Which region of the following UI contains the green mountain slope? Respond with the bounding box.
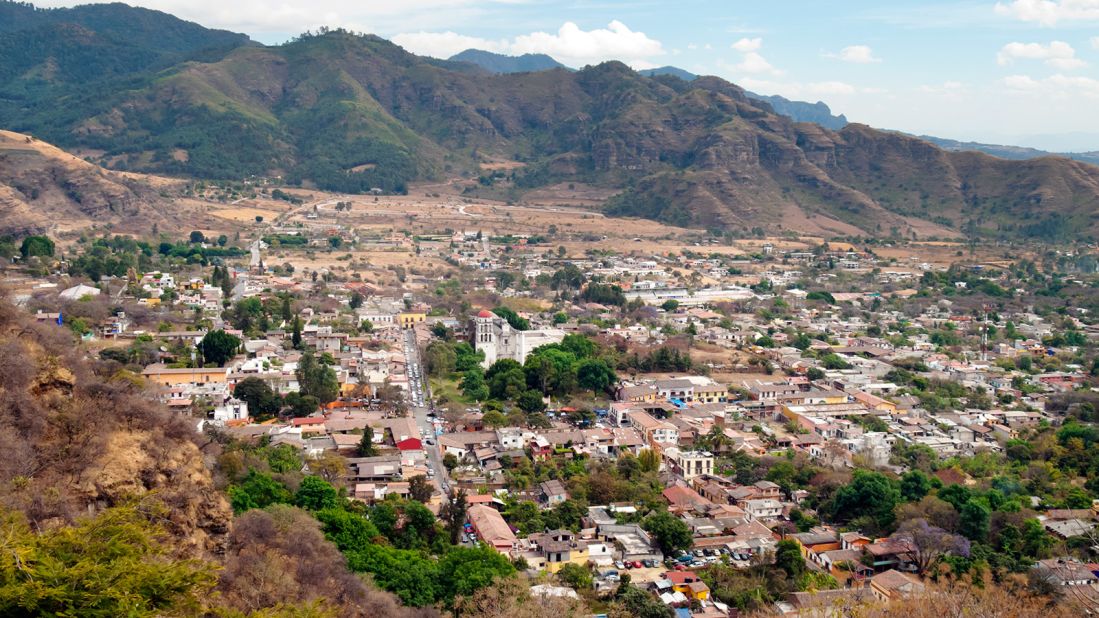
[449,49,566,73]
[4,22,1099,240]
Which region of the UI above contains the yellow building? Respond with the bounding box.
[398,312,426,329]
[530,530,589,573]
[665,572,710,601]
[141,364,228,387]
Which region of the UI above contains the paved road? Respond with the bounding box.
[404,328,450,496]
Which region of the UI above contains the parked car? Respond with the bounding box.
[614,561,626,570]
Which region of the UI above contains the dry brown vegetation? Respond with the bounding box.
[217,505,436,618]
[0,294,231,555]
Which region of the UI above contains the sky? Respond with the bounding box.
[38,0,1099,151]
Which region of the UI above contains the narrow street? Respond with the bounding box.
[404,328,450,496]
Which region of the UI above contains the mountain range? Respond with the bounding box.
[472,56,1096,165]
[448,49,565,74]
[1,2,1098,241]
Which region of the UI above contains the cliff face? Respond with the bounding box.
[0,299,231,556]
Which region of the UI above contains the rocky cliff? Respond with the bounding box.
[0,297,231,556]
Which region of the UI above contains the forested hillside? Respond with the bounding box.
[2,10,1099,240]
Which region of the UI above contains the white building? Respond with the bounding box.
[671,449,714,480]
[472,310,565,368]
[59,284,100,301]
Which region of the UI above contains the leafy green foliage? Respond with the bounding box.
[491,306,529,330]
[296,350,339,404]
[199,329,240,366]
[19,234,54,258]
[295,476,340,511]
[641,510,693,555]
[825,469,900,535]
[228,470,293,514]
[0,505,214,617]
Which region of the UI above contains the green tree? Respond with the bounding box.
[19,235,55,258]
[0,506,214,617]
[482,409,508,428]
[556,563,593,590]
[774,539,805,580]
[228,470,293,513]
[576,358,615,395]
[487,360,527,400]
[460,367,489,401]
[199,329,241,366]
[517,390,546,413]
[425,341,458,377]
[295,476,340,511]
[291,314,303,349]
[441,490,469,545]
[638,448,660,473]
[282,391,319,417]
[642,511,693,555]
[437,545,516,602]
[900,470,933,502]
[233,377,281,420]
[616,585,674,618]
[409,475,433,503]
[357,426,376,457]
[958,499,990,542]
[296,351,340,404]
[828,470,900,534]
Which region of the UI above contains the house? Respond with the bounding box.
[618,384,659,403]
[395,437,423,452]
[869,569,925,601]
[663,484,713,513]
[59,284,100,301]
[539,479,569,507]
[529,529,589,573]
[1033,558,1099,587]
[468,504,518,552]
[142,364,228,387]
[662,571,710,601]
[742,499,782,521]
[671,449,714,480]
[630,410,679,446]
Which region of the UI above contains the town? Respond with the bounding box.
[4,187,1099,617]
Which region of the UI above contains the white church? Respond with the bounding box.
[472,310,565,368]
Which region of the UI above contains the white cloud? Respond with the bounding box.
[828,45,882,64]
[35,0,512,41]
[508,21,664,67]
[735,52,777,74]
[728,38,781,76]
[731,37,762,53]
[1092,36,1099,48]
[1003,73,1099,97]
[391,31,506,59]
[997,41,1086,70]
[394,20,666,68]
[994,0,1099,26]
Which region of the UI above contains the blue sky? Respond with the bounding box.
[43,0,1099,150]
